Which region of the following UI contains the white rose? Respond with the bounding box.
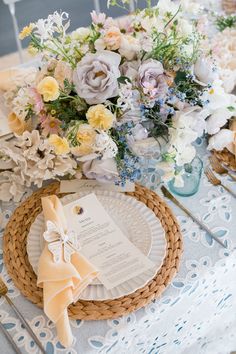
[95,132,118,159]
[82,158,119,183]
[187,107,208,136]
[71,27,90,41]
[175,145,196,166]
[220,68,236,93]
[194,57,218,85]
[206,107,233,135]
[119,35,140,60]
[207,129,234,151]
[202,80,232,110]
[94,37,106,51]
[130,123,148,141]
[120,60,140,81]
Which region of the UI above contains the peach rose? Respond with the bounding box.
[54,61,73,89]
[103,26,122,51]
[8,112,29,135]
[76,124,96,145]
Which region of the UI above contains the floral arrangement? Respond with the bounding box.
[1,0,236,202]
[194,9,236,155]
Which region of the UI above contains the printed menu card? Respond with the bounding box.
[63,193,155,290]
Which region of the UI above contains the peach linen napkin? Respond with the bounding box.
[37,195,98,347]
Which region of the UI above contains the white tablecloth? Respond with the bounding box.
[0,140,236,354]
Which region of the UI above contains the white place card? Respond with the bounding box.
[60,179,135,193]
[63,193,155,290]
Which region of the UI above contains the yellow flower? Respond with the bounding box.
[48,134,70,155]
[37,76,60,102]
[76,124,96,145]
[86,104,115,130]
[8,112,29,135]
[19,23,34,40]
[27,45,38,56]
[71,144,93,157]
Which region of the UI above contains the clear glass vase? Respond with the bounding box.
[168,156,203,197]
[136,139,163,190]
[139,155,162,190]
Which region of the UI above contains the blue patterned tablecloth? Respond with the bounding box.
[0,140,236,354]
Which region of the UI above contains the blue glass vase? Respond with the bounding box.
[168,156,203,197]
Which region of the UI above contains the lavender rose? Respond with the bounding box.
[138,59,168,99]
[82,158,119,183]
[73,50,121,104]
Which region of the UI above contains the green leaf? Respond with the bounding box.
[227,106,235,112]
[117,76,131,84]
[174,71,187,84]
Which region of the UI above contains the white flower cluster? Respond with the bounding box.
[0,131,77,202]
[34,11,70,43]
[7,2,235,190]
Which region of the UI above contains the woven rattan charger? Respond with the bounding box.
[3,182,183,320]
[213,149,236,171]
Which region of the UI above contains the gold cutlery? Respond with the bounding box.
[0,320,22,354]
[161,186,227,249]
[0,278,47,354]
[210,155,236,182]
[205,167,236,198]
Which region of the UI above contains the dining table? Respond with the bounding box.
[0,136,236,354]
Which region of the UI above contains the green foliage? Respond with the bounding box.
[216,15,236,32]
[88,25,101,52]
[117,76,132,84]
[66,120,87,147]
[148,24,200,70]
[174,71,204,106]
[107,0,131,11]
[45,92,87,127]
[111,127,128,161]
[228,106,236,112]
[143,104,170,140]
[162,151,176,163]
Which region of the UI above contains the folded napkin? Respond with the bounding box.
[37,195,98,347]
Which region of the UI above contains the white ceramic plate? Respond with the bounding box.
[27,189,166,300]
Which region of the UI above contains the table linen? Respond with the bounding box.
[0,142,236,354]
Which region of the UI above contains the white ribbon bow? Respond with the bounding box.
[43,221,80,263]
